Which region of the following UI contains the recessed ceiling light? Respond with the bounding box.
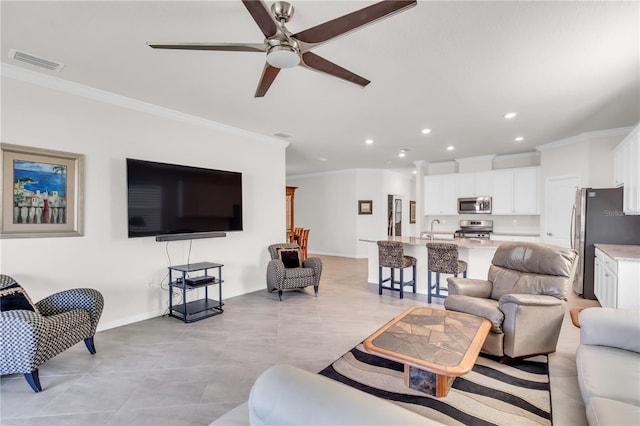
[365,139,374,145]
[398,148,410,158]
[514,137,524,142]
[504,112,518,119]
[446,146,455,151]
[413,170,417,174]
[317,157,328,162]
[421,128,431,135]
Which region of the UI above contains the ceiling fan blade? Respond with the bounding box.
[147,42,267,52]
[242,0,278,38]
[255,63,281,97]
[293,0,416,46]
[301,52,370,87]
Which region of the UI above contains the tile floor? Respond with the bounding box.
[1,255,599,425]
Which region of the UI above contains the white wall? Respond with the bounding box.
[0,72,286,331]
[288,169,413,258]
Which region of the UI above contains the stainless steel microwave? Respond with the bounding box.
[457,197,492,214]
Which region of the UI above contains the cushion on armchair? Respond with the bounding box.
[0,276,39,314]
[278,248,302,268]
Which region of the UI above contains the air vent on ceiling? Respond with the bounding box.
[273,132,292,139]
[8,48,64,72]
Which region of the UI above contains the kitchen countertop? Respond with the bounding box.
[594,244,640,262]
[492,231,540,237]
[360,236,503,249]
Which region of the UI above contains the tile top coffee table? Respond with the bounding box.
[363,306,491,397]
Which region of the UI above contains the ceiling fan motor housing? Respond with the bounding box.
[271,1,294,23]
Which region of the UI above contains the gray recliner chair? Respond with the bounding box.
[267,243,322,301]
[444,242,578,360]
[0,274,104,392]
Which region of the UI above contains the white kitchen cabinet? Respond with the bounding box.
[594,253,617,309]
[491,167,539,215]
[594,247,640,310]
[614,125,640,214]
[458,172,493,197]
[613,142,624,187]
[424,174,459,215]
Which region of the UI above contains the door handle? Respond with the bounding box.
[546,232,553,236]
[570,205,576,249]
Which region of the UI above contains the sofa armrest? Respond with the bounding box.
[580,307,640,353]
[249,365,443,425]
[36,288,104,335]
[446,277,492,298]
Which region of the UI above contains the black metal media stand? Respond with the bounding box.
[168,262,224,323]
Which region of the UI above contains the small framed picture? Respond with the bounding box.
[358,200,372,215]
[410,200,416,224]
[1,143,84,238]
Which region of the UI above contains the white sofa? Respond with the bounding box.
[211,364,443,425]
[576,308,640,425]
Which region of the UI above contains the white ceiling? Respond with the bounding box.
[2,1,639,176]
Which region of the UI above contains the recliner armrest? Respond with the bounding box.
[499,293,564,308]
[446,277,492,298]
[579,307,640,353]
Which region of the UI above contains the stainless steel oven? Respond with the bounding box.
[457,196,492,214]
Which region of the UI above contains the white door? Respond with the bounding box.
[545,176,580,247]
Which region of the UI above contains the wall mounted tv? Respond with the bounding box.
[126,158,243,238]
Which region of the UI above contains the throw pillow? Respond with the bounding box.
[278,248,301,268]
[0,275,39,313]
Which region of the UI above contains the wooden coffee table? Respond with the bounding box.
[363,306,491,397]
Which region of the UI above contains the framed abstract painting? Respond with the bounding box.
[1,143,84,238]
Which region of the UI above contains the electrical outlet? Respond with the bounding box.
[512,219,518,225]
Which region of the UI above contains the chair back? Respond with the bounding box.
[298,229,310,260]
[488,242,578,301]
[268,243,301,261]
[377,241,406,268]
[426,243,460,274]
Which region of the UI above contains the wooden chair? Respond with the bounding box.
[298,229,310,260]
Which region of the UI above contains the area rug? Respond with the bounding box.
[319,343,551,426]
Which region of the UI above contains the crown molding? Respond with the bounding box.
[536,126,634,151]
[1,63,287,148]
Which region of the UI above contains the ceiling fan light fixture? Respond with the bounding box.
[266,45,299,69]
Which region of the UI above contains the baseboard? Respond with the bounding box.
[96,309,165,332]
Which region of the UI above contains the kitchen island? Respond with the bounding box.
[360,236,503,298]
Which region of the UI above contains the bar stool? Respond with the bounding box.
[377,241,417,299]
[426,243,467,304]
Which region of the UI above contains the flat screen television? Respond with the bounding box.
[126,158,243,238]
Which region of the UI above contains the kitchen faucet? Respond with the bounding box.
[430,219,440,241]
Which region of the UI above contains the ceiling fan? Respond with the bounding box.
[147,0,417,97]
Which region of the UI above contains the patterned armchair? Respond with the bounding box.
[0,275,104,392]
[267,243,322,301]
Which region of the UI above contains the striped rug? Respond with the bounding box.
[319,343,551,426]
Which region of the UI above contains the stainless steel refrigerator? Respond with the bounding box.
[572,187,640,299]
